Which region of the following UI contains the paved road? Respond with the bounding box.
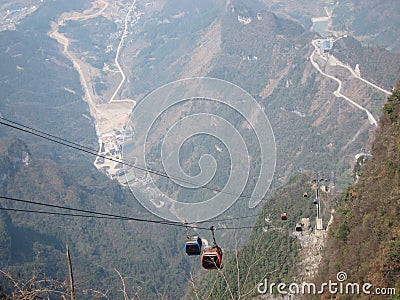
[110,0,138,104]
[310,40,379,127]
[329,55,392,96]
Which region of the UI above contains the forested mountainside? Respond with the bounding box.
[186,174,332,299]
[190,83,400,300]
[0,137,195,299]
[0,0,399,298]
[315,83,400,299]
[331,36,400,89]
[207,0,400,190]
[331,0,400,52]
[0,1,194,297]
[50,0,400,190]
[259,0,400,52]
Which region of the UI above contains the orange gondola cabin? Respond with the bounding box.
[280,213,288,220]
[201,245,223,269]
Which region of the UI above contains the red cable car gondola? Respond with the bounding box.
[201,226,223,270]
[280,213,287,220]
[201,245,223,269]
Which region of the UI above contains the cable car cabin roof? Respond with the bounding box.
[280,213,287,220]
[185,236,202,256]
[201,246,223,269]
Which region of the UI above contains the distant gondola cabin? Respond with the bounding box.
[280,213,287,220]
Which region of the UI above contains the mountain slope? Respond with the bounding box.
[188,173,333,299]
[0,0,399,298]
[189,84,400,299]
[0,137,195,299]
[316,83,400,299]
[331,0,400,52]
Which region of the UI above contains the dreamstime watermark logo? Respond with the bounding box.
[257,271,397,296]
[122,77,276,222]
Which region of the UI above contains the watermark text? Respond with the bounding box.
[257,272,396,296]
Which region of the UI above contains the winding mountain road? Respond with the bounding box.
[309,39,392,127]
[328,54,392,96]
[109,0,137,104]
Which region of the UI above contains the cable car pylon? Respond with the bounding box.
[313,173,325,230]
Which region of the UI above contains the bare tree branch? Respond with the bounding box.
[216,267,235,300]
[90,288,111,300]
[115,268,129,300]
[188,271,201,300]
[233,228,241,299]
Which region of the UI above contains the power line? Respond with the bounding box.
[0,206,266,230]
[0,207,123,220]
[0,116,257,201]
[0,195,265,231]
[0,116,269,227]
[0,195,189,228]
[200,213,260,223]
[0,117,97,153]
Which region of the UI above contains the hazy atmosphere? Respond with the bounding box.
[0,0,399,299]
